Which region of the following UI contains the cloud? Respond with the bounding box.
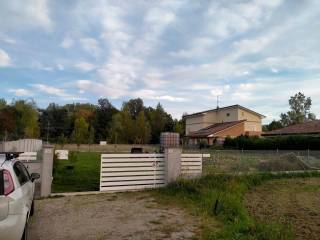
[9,88,32,97]
[170,37,216,58]
[74,62,95,72]
[0,49,10,67]
[0,34,16,44]
[32,84,85,100]
[205,0,283,38]
[156,95,187,102]
[80,38,101,57]
[60,37,74,49]
[32,84,67,97]
[143,70,169,88]
[132,89,188,102]
[75,80,92,94]
[0,0,52,30]
[211,85,231,97]
[1,0,320,121]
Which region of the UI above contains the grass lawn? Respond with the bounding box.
[51,151,320,239]
[153,171,320,240]
[52,152,100,193]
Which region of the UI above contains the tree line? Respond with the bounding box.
[263,92,316,132]
[0,98,185,144]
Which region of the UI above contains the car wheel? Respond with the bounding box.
[21,220,29,240]
[30,201,34,217]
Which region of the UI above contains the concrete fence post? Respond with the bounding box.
[164,148,182,184]
[40,144,54,197]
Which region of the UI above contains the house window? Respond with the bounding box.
[226,113,230,117]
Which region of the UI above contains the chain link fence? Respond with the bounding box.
[184,149,320,174]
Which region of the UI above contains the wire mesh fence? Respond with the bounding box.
[184,149,320,174]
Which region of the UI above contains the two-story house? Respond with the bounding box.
[185,105,265,145]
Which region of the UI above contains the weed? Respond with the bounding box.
[153,172,320,239]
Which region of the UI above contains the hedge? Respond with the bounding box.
[223,135,320,150]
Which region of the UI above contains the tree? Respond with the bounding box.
[0,99,6,110]
[0,106,17,141]
[123,98,144,119]
[147,103,168,143]
[71,117,89,146]
[93,98,118,141]
[262,120,283,132]
[110,109,135,144]
[39,103,69,142]
[110,113,123,144]
[280,92,316,126]
[57,134,67,148]
[134,111,151,144]
[13,100,40,138]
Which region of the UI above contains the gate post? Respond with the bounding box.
[40,144,54,197]
[164,148,182,184]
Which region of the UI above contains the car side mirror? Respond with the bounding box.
[30,173,40,182]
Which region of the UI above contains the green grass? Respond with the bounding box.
[52,151,100,193]
[51,151,320,239]
[153,171,320,240]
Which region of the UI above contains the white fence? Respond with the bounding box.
[18,152,37,161]
[1,139,42,152]
[100,152,205,192]
[181,154,202,176]
[100,154,165,192]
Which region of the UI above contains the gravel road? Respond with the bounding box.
[29,192,198,240]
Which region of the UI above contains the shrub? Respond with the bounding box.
[224,135,320,150]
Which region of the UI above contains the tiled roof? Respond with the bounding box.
[187,120,245,138]
[263,120,320,136]
[184,104,265,118]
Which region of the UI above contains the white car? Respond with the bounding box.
[0,153,40,240]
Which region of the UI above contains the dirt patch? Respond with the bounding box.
[245,178,320,240]
[29,192,199,240]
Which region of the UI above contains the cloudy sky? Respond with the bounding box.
[0,0,319,122]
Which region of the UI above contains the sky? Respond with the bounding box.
[0,0,319,123]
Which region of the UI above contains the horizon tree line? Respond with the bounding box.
[0,98,185,144]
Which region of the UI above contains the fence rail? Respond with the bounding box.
[18,152,37,161]
[100,154,165,192]
[181,154,202,176]
[188,149,320,174]
[100,153,205,192]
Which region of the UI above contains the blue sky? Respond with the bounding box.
[0,0,319,123]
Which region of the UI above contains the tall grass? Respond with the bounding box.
[154,171,320,239]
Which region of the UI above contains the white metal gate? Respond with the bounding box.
[181,154,202,176]
[100,154,165,192]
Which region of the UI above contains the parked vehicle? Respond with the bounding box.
[0,153,40,240]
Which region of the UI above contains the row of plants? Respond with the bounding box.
[223,135,320,150]
[154,171,320,239]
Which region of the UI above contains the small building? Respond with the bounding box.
[184,105,265,145]
[263,120,320,136]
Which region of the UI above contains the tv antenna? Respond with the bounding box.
[216,95,221,109]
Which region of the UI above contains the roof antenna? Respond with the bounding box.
[216,95,221,109]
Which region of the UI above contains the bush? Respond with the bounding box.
[224,135,320,150]
[155,173,314,239]
[199,139,209,149]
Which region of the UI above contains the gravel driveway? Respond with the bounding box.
[29,192,199,240]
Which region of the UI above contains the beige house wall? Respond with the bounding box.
[238,109,262,132]
[185,106,263,137]
[186,114,215,135]
[216,108,238,123]
[244,121,262,132]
